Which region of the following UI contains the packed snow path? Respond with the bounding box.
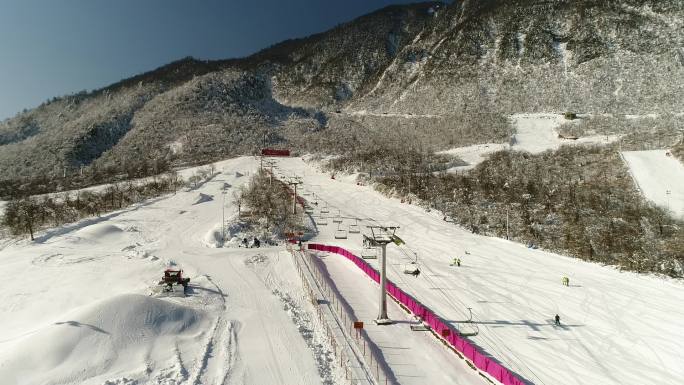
[277,156,684,385]
[0,157,329,385]
[621,150,684,220]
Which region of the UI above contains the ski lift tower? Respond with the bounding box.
[365,226,400,325]
[287,177,302,215]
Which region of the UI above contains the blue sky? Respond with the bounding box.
[0,0,424,120]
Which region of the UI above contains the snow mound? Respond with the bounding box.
[203,224,224,248]
[66,223,126,245]
[193,193,214,205]
[75,223,124,238]
[0,294,206,385]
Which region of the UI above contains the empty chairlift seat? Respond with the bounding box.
[410,319,431,331]
[361,247,377,259]
[457,322,480,337]
[334,229,348,239]
[316,216,328,225]
[349,218,361,234]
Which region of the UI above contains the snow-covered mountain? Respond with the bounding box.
[0,0,682,195]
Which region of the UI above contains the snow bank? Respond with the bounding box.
[0,294,206,385]
[203,223,225,248]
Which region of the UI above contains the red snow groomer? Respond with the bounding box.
[158,269,190,295]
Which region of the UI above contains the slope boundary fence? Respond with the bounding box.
[288,243,391,385]
[307,243,528,385]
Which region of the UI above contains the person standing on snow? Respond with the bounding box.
[554,314,561,326]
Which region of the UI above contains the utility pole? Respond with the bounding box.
[506,206,510,240]
[366,226,400,325]
[503,182,510,240]
[222,192,226,243]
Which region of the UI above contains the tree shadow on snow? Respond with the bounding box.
[32,196,167,244]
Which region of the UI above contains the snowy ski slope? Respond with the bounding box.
[2,154,683,385]
[278,156,684,385]
[0,157,329,385]
[622,150,684,220]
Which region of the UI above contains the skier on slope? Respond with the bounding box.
[554,314,561,326]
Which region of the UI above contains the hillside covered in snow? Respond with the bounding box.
[1,0,682,198]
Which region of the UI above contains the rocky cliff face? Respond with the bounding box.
[0,0,681,193]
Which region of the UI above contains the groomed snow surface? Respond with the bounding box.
[622,150,684,220]
[277,156,684,385]
[2,154,684,385]
[0,158,332,385]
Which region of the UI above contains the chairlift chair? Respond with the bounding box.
[334,223,347,239]
[333,215,343,224]
[457,308,479,337]
[360,246,377,259]
[402,262,420,275]
[348,219,360,234]
[321,206,330,214]
[403,252,421,275]
[316,216,328,226]
[458,323,480,337]
[410,316,431,331]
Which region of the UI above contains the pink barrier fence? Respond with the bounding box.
[307,243,527,385]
